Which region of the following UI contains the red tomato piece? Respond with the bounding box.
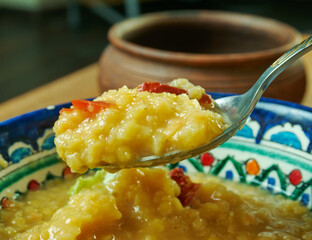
[169,168,200,206]
[63,166,76,178]
[198,93,212,104]
[72,100,113,114]
[60,100,114,116]
[59,107,74,115]
[138,82,212,106]
[137,82,188,95]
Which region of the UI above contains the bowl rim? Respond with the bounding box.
[1,95,312,210]
[108,10,303,65]
[1,95,312,127]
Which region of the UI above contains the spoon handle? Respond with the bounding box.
[247,35,312,105]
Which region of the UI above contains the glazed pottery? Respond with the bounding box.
[0,94,312,209]
[99,10,306,103]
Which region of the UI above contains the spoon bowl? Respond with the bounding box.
[101,36,312,171]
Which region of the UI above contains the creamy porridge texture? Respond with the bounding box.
[53,79,228,173]
[1,80,311,240]
[1,168,311,240]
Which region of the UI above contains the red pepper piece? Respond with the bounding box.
[198,93,212,104]
[72,100,113,114]
[63,166,76,178]
[60,100,114,116]
[138,82,212,105]
[169,168,200,206]
[137,82,188,95]
[59,107,74,115]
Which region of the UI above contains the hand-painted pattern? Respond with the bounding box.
[0,95,311,210]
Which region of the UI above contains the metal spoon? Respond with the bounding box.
[103,36,312,170]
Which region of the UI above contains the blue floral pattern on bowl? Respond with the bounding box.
[0,94,312,210]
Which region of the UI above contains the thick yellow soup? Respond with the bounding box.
[1,168,311,239]
[2,79,310,240]
[53,79,228,173]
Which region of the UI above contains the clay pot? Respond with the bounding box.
[99,10,306,102]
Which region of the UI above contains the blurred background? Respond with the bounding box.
[0,0,311,103]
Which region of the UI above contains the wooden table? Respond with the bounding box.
[0,63,101,122]
[1,49,312,122]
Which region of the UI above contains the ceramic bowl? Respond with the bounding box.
[99,10,306,103]
[0,94,312,210]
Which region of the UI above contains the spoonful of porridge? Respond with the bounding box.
[54,36,312,173]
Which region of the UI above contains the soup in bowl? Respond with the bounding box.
[0,84,312,239]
